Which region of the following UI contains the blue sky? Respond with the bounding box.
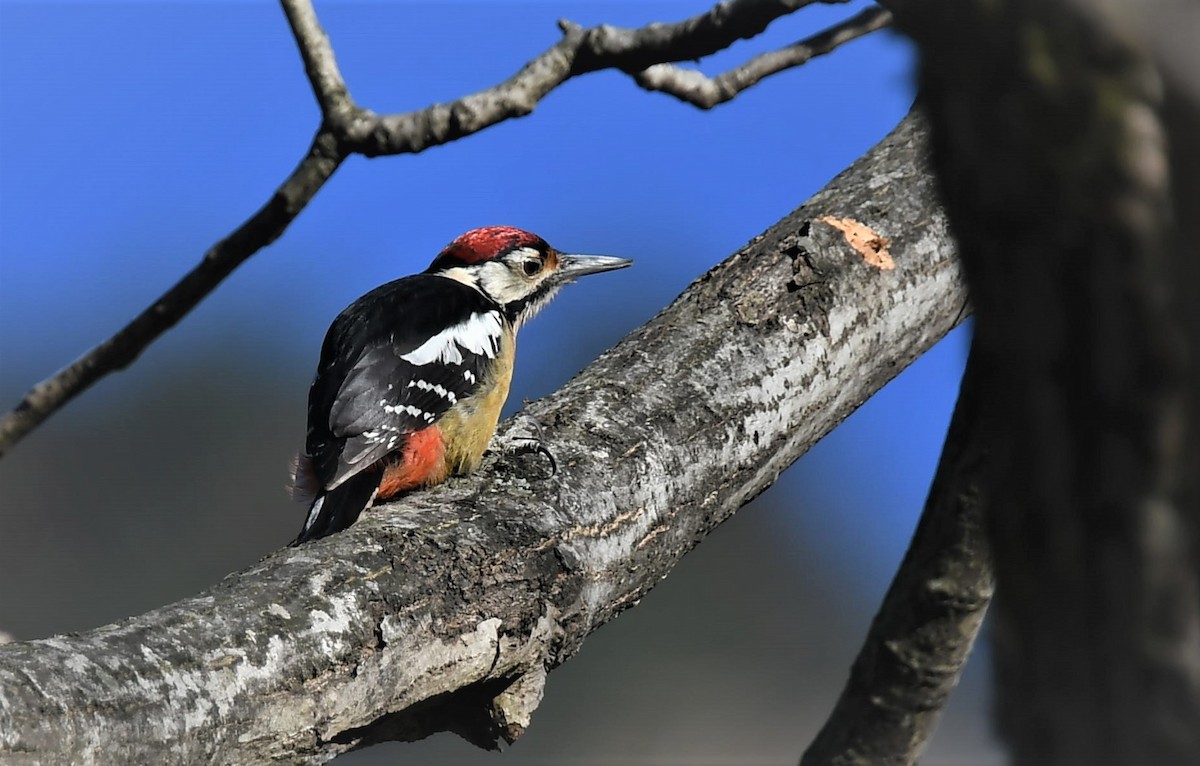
[0,3,993,762]
[0,0,965,613]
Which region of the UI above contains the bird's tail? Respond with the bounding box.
[290,466,382,545]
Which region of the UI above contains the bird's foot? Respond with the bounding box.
[492,416,557,478]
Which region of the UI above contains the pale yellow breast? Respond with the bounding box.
[438,331,515,475]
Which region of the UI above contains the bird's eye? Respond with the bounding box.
[522,260,542,277]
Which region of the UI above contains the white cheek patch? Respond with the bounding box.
[400,310,503,366]
[478,259,546,305]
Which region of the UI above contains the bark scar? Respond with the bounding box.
[818,215,893,270]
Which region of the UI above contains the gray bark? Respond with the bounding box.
[0,112,964,765]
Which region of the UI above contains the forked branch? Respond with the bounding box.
[635,6,893,108]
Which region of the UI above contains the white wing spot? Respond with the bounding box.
[400,311,502,366]
[382,403,429,420]
[303,496,325,531]
[408,379,458,404]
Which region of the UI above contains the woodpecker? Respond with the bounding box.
[289,226,631,544]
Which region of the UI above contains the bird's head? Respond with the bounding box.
[426,226,632,327]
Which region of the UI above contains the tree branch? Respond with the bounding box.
[567,0,847,73]
[0,0,888,457]
[635,6,893,109]
[0,130,346,457]
[0,112,964,765]
[801,350,993,766]
[279,0,354,120]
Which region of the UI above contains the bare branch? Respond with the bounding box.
[353,31,584,157]
[0,112,965,765]
[567,0,844,73]
[802,350,993,766]
[346,0,856,155]
[0,131,345,458]
[636,6,893,109]
[280,0,354,119]
[0,0,886,457]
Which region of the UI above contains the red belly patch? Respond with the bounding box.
[377,427,447,499]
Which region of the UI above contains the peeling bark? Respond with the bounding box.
[0,112,964,765]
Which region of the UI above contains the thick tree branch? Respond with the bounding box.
[0,112,963,765]
[801,351,993,766]
[0,0,890,458]
[635,7,893,109]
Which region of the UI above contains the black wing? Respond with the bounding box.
[304,274,505,491]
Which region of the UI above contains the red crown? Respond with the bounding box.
[437,226,547,266]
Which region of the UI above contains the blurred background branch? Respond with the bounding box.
[802,350,993,766]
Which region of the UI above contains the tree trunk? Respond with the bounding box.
[896,1,1200,763]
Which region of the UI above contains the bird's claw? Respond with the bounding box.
[494,415,557,477]
[505,435,558,477]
